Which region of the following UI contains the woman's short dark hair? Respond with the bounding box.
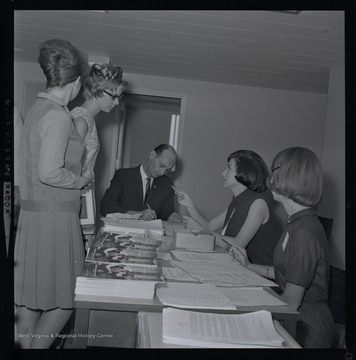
[267,147,323,207]
[38,39,86,88]
[228,150,269,193]
[83,63,124,99]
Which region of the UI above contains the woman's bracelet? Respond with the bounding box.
[266,265,270,279]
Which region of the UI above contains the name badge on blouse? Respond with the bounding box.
[282,232,289,252]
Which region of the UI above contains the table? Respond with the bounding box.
[73,222,300,348]
[73,285,299,348]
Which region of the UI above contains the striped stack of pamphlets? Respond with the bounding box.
[75,226,165,301]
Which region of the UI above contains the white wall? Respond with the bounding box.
[318,63,345,270]
[14,62,44,117]
[15,61,345,269]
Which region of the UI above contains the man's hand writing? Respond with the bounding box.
[139,209,157,221]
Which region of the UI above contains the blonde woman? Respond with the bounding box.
[231,147,334,348]
[71,63,125,177]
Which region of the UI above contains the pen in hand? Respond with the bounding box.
[219,237,232,251]
[145,203,157,220]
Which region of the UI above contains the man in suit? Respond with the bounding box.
[100,144,182,222]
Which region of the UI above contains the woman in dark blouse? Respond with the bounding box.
[176,149,282,265]
[231,147,334,348]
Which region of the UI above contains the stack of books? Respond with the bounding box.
[75,228,165,300]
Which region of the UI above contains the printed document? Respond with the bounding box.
[162,308,284,347]
[220,287,286,306]
[171,260,278,287]
[171,250,231,263]
[156,282,236,309]
[161,267,198,282]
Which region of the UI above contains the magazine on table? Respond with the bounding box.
[86,246,158,266]
[96,230,162,250]
[82,262,163,281]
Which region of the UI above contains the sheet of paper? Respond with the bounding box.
[156,282,236,309]
[171,250,231,263]
[162,267,201,282]
[170,261,278,287]
[220,287,286,306]
[158,253,173,261]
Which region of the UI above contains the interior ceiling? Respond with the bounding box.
[14,10,344,94]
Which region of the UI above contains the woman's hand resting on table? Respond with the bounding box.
[229,245,250,268]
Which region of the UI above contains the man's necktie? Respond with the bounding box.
[144,178,151,203]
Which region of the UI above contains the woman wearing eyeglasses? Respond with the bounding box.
[71,63,125,178]
[230,147,334,348]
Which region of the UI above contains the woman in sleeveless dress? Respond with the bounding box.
[176,150,282,266]
[14,39,93,348]
[71,63,125,178]
[71,63,125,246]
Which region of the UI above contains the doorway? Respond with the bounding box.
[116,93,181,169]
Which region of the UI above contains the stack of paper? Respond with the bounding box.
[76,265,163,300]
[101,217,164,235]
[76,263,164,300]
[156,282,286,309]
[170,254,278,287]
[105,212,141,220]
[162,308,285,348]
[75,222,165,301]
[156,282,236,309]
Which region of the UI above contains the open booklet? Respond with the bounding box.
[162,308,285,348]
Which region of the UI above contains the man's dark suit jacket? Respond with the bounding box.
[100,165,175,221]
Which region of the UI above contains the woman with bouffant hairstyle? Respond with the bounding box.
[71,63,125,177]
[14,39,93,348]
[231,147,334,348]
